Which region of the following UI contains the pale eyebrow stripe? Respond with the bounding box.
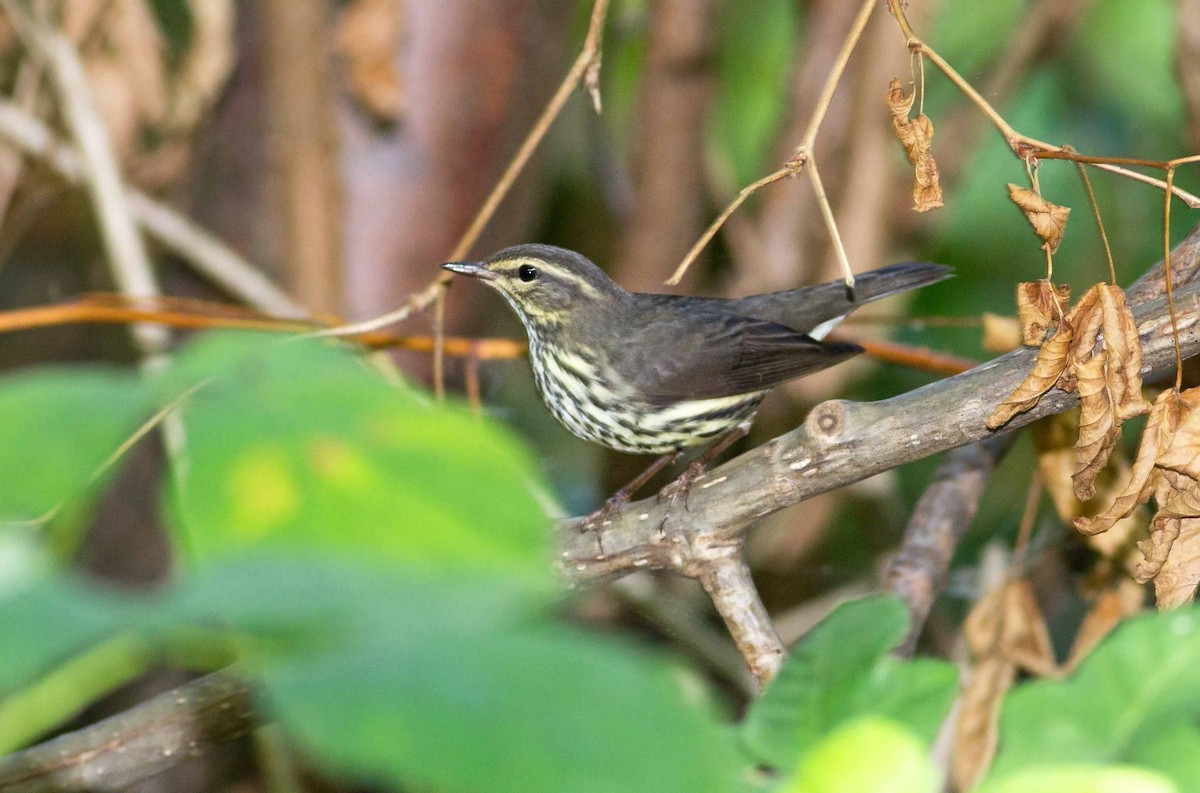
[493,257,600,297]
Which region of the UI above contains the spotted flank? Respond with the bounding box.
[529,341,765,454]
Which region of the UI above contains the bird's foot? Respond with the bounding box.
[580,490,631,533]
[655,459,708,536]
[578,490,636,557]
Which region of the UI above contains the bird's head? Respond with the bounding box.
[442,244,623,332]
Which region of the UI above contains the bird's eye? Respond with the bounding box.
[518,264,539,283]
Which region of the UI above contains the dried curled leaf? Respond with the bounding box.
[1016,280,1070,346]
[1152,388,1200,480]
[1151,513,1200,608]
[1007,183,1071,253]
[1062,582,1143,671]
[986,324,1072,429]
[1096,286,1150,419]
[1034,413,1086,522]
[1074,388,1183,535]
[336,0,406,122]
[1136,469,1200,581]
[1073,354,1126,501]
[886,79,943,212]
[955,578,1057,790]
[990,283,1148,503]
[953,656,1014,793]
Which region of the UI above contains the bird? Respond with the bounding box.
[443,244,951,516]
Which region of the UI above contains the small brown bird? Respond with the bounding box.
[444,244,950,510]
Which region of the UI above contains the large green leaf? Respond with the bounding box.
[169,556,745,793]
[161,333,554,580]
[2,555,747,792]
[988,607,1200,791]
[741,595,957,770]
[0,369,146,526]
[262,625,744,793]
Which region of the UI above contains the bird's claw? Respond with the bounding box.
[579,490,635,556]
[654,460,707,536]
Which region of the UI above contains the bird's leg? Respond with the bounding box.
[581,450,682,532]
[660,421,752,515]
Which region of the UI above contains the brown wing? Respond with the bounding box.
[610,309,862,406]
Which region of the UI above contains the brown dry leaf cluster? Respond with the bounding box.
[335,0,406,122]
[1016,279,1070,346]
[886,78,943,212]
[987,282,1149,500]
[953,577,1139,790]
[1074,388,1200,607]
[1007,184,1071,254]
[13,0,234,188]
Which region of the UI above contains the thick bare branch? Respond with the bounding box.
[694,546,784,686]
[885,434,1016,657]
[0,675,253,792]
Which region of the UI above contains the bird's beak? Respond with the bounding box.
[441,261,498,281]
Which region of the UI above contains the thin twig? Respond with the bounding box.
[1166,166,1183,389]
[666,165,796,286]
[1074,160,1116,283]
[665,0,878,286]
[0,100,305,317]
[806,158,853,287]
[0,296,528,359]
[850,337,978,376]
[317,0,612,340]
[885,0,1200,208]
[4,1,168,358]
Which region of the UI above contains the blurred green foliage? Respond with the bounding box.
[0,334,1196,790]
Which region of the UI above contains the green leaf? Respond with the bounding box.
[162,554,545,653]
[169,556,746,793]
[0,369,146,525]
[742,595,957,770]
[988,607,1200,791]
[0,574,154,752]
[162,333,553,580]
[264,627,743,793]
[0,634,152,753]
[780,717,938,793]
[0,575,135,696]
[977,765,1178,793]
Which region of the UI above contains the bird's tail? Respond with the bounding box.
[847,261,954,304]
[733,261,953,335]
